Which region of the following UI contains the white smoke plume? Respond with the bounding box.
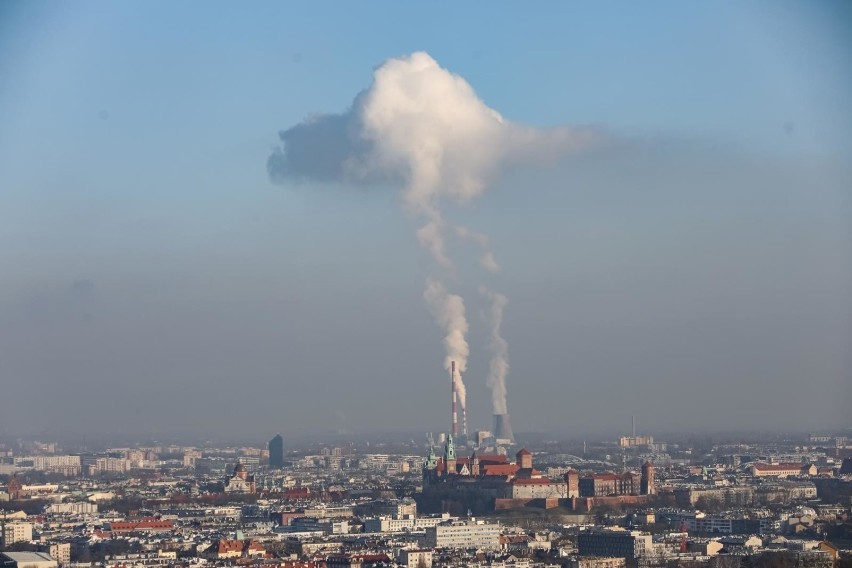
[455,225,500,273]
[424,278,469,410]
[268,52,602,423]
[268,51,604,268]
[481,287,509,415]
[416,218,452,269]
[269,51,603,189]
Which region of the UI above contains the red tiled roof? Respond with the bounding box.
[218,540,244,553]
[109,520,174,532]
[482,464,520,476]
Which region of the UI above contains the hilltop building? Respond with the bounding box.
[421,434,654,512]
[422,435,579,501]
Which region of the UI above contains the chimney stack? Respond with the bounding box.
[451,361,458,437]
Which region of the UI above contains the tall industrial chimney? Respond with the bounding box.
[451,361,458,437]
[493,413,514,443]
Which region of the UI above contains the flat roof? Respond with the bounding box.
[1,552,56,563]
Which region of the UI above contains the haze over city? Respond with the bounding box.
[1,1,850,441]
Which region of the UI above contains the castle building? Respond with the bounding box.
[422,438,576,499]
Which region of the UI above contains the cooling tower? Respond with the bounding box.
[493,413,514,443]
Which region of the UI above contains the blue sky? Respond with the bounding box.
[0,1,850,439]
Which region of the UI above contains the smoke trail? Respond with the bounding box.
[456,225,500,273]
[268,52,604,420]
[424,278,469,410]
[481,286,509,415]
[416,217,453,269]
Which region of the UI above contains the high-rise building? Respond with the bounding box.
[268,434,284,469]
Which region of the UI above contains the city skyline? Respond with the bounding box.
[1,1,851,438]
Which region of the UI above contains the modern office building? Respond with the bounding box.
[269,434,284,469]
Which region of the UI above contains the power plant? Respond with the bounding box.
[449,361,468,438]
[447,359,513,446]
[451,361,458,437]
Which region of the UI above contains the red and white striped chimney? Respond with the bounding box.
[451,360,458,437]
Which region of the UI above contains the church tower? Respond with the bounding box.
[641,461,655,495]
[425,444,437,469]
[445,434,457,475]
[423,443,438,485]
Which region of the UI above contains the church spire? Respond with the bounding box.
[445,433,456,461]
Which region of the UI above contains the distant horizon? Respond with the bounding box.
[2,425,850,451]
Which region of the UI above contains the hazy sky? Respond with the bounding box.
[1,1,850,441]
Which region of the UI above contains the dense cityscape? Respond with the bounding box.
[2,424,852,568]
[3,4,850,568]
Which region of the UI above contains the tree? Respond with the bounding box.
[710,555,743,568]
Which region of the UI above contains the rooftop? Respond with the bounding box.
[1,552,57,563]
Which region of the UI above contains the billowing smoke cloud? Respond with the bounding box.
[268,51,603,268]
[481,287,509,415]
[423,278,469,410]
[268,52,600,427]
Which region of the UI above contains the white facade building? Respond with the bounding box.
[399,550,433,568]
[46,502,98,514]
[424,520,501,550]
[3,522,34,545]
